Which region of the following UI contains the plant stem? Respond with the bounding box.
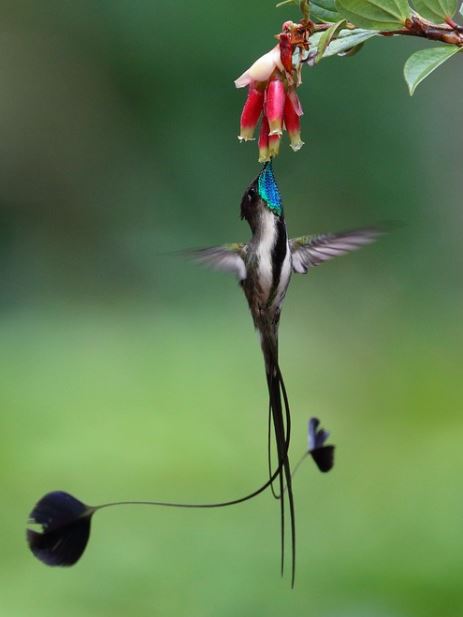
[380,15,463,46]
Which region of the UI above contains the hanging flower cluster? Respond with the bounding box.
[235,21,310,162]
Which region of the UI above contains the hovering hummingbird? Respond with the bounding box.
[191,161,383,586]
[25,164,378,586]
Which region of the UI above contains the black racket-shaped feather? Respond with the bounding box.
[27,491,95,566]
[308,417,335,473]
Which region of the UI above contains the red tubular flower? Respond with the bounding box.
[265,73,286,137]
[287,88,303,117]
[268,132,281,158]
[284,93,304,152]
[239,83,265,142]
[258,116,270,163]
[234,21,310,159]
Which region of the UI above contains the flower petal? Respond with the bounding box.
[234,46,283,88]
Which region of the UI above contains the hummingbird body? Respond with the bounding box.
[240,166,291,347]
[243,215,289,333]
[239,166,296,581]
[191,162,383,585]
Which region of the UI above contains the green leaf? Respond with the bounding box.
[311,0,343,21]
[315,20,347,62]
[460,0,463,16]
[335,0,411,30]
[337,41,365,56]
[310,28,378,58]
[413,0,458,21]
[403,45,460,95]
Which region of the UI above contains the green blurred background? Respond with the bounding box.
[1,1,462,616]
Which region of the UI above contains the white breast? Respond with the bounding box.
[256,209,277,298]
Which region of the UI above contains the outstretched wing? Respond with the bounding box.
[188,243,247,280]
[290,227,383,274]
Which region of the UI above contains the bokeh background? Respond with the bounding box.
[2,1,463,616]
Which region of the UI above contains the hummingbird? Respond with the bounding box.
[25,164,378,586]
[190,161,383,586]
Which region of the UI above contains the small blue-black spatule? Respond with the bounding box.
[308,417,335,473]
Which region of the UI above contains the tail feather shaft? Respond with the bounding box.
[262,333,296,587]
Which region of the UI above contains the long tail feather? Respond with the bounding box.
[268,400,281,500]
[262,333,296,587]
[267,369,286,575]
[277,364,296,588]
[97,429,292,511]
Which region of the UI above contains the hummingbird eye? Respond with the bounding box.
[248,187,256,200]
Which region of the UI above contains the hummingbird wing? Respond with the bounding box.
[290,227,383,274]
[188,243,247,280]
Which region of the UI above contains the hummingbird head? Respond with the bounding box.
[240,161,283,231]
